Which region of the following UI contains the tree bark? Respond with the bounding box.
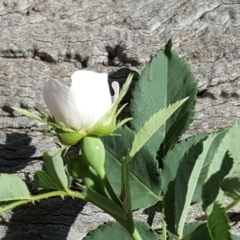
[1,0,240,239]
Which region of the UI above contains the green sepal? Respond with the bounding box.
[88,111,117,136]
[12,106,56,127]
[89,74,133,136]
[55,128,86,145]
[12,106,86,146]
[11,107,44,122]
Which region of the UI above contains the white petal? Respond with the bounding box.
[111,81,120,103]
[70,70,112,129]
[43,79,82,129]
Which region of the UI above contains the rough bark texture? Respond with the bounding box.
[1,0,240,239]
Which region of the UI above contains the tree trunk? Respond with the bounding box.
[1,0,240,239]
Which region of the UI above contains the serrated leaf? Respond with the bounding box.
[42,149,68,191]
[102,126,161,210]
[192,130,227,202]
[162,132,207,194]
[12,107,43,122]
[163,131,227,236]
[223,122,240,178]
[83,221,158,240]
[202,123,240,213]
[220,122,240,197]
[207,203,231,240]
[164,135,205,236]
[33,171,61,190]
[0,174,30,201]
[202,151,233,212]
[130,40,197,159]
[129,97,188,159]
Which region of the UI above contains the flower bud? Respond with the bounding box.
[67,155,104,193]
[81,136,105,177]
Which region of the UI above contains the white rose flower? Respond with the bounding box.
[41,70,119,130]
[13,70,132,145]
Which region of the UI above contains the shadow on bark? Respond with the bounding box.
[0,133,86,239]
[0,132,36,173]
[1,198,86,240]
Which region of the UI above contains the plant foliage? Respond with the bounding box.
[2,41,240,240]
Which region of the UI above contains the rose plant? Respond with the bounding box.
[1,41,240,239]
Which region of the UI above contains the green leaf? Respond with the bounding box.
[161,218,236,240]
[163,131,227,236]
[201,123,240,213]
[188,223,211,240]
[11,107,43,122]
[221,177,240,199]
[207,203,231,240]
[83,221,158,240]
[161,132,207,194]
[102,126,161,210]
[33,171,61,190]
[202,151,233,212]
[163,135,205,236]
[193,130,227,202]
[130,40,197,159]
[0,174,30,201]
[223,122,240,178]
[169,221,204,240]
[179,205,232,240]
[219,122,240,200]
[41,149,69,191]
[182,222,205,238]
[163,129,228,232]
[129,97,188,159]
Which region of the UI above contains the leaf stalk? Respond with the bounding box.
[224,197,240,212]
